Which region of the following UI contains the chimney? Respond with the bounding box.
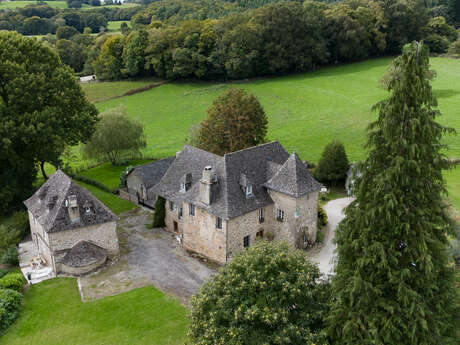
[66,195,80,222]
[199,166,216,205]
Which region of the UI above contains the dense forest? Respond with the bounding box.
[1,0,459,80]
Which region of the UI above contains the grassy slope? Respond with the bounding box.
[95,57,459,162]
[107,20,130,32]
[0,1,67,9]
[79,159,153,190]
[445,166,460,211]
[93,57,460,209]
[0,278,188,345]
[74,180,136,214]
[81,78,159,103]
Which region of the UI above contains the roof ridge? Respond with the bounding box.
[182,144,222,158]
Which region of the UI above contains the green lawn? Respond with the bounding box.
[81,78,160,103]
[93,57,460,209]
[445,166,460,211]
[0,1,67,9]
[74,180,136,215]
[0,278,188,345]
[107,20,130,32]
[79,159,153,190]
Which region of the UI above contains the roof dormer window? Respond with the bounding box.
[246,184,253,197]
[85,207,91,214]
[180,183,186,192]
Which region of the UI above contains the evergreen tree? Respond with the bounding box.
[327,42,457,345]
[313,139,349,185]
[152,196,166,228]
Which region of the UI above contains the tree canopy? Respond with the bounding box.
[82,106,146,165]
[188,241,330,345]
[0,31,98,214]
[327,42,458,345]
[313,139,349,185]
[198,88,268,155]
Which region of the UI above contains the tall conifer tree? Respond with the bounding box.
[327,42,457,345]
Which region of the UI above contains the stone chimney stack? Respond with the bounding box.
[66,195,80,222]
[200,166,216,205]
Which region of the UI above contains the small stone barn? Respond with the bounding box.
[123,157,175,207]
[24,170,119,276]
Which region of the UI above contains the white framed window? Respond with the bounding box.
[178,207,183,219]
[277,209,284,222]
[189,204,195,216]
[216,217,222,229]
[180,183,186,192]
[258,208,264,223]
[246,184,253,197]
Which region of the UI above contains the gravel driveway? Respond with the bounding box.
[308,197,354,275]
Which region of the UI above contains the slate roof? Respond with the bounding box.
[264,152,323,197]
[127,157,175,189]
[24,170,118,233]
[151,142,321,220]
[61,241,107,267]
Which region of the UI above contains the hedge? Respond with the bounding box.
[0,273,27,293]
[0,288,22,330]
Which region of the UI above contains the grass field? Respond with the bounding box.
[0,278,188,345]
[81,78,159,102]
[107,20,130,32]
[90,57,460,209]
[0,1,67,9]
[445,166,460,212]
[79,159,152,190]
[74,180,136,214]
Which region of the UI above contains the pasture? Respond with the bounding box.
[0,278,188,345]
[0,1,67,9]
[107,20,130,32]
[92,57,460,210]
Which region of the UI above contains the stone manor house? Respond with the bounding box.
[150,142,322,264]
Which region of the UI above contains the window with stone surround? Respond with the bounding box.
[259,208,264,223]
[246,184,253,197]
[169,201,174,211]
[178,207,183,219]
[216,217,222,229]
[277,209,284,222]
[189,203,195,216]
[244,235,250,247]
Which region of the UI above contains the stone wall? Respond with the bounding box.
[119,188,138,203]
[49,221,119,257]
[268,190,318,248]
[28,211,54,270]
[59,255,107,276]
[182,202,227,264]
[227,205,274,259]
[126,173,145,199]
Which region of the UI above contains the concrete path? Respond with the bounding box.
[308,197,354,276]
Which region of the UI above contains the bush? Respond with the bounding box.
[424,34,450,53]
[0,212,29,253]
[449,39,460,55]
[0,273,27,293]
[188,241,330,345]
[0,288,22,331]
[119,166,133,188]
[1,247,18,266]
[313,139,349,185]
[0,270,7,279]
[318,205,328,229]
[152,197,166,228]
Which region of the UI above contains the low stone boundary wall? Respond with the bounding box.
[119,188,138,203]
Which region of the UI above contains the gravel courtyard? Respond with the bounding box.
[79,208,215,303]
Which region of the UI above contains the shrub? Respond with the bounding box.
[152,197,166,228]
[0,211,29,253]
[424,34,450,53]
[0,273,27,293]
[189,241,330,345]
[313,139,349,185]
[119,166,133,188]
[449,39,460,55]
[0,288,22,330]
[1,247,19,266]
[318,205,328,229]
[0,270,7,279]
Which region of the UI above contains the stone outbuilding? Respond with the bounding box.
[23,170,119,276]
[121,157,175,208]
[151,142,323,264]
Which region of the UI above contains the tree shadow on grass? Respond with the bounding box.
[433,89,460,99]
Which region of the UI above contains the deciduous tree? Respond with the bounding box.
[82,106,146,165]
[0,31,98,214]
[313,139,349,185]
[198,88,267,155]
[327,42,457,345]
[188,241,330,345]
